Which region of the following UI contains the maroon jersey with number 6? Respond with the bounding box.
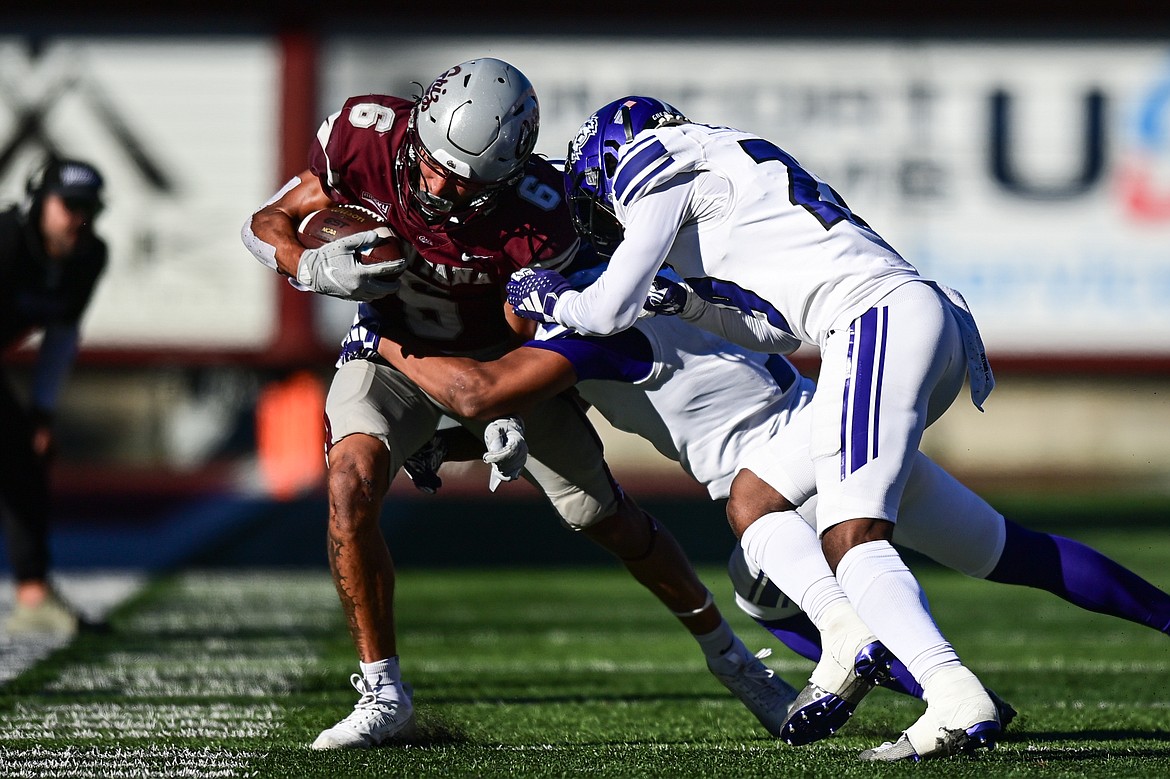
[309,94,578,355]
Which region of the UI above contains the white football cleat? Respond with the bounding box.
[708,645,798,736]
[311,673,416,750]
[859,667,1000,762]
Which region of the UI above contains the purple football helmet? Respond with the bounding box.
[564,96,688,254]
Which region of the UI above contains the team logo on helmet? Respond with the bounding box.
[419,65,460,113]
[651,108,684,126]
[567,113,599,166]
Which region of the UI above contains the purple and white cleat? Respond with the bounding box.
[780,638,895,745]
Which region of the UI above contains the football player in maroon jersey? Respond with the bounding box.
[242,58,795,749]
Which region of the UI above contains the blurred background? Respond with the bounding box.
[1,2,1168,573]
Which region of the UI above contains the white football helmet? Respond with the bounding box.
[403,57,539,222]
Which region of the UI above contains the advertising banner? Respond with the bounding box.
[0,38,280,349]
[4,37,1166,358]
[323,39,1170,357]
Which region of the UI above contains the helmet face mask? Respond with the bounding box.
[401,120,503,224]
[564,148,624,255]
[400,58,539,224]
[564,96,687,254]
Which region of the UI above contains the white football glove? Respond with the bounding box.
[296,229,405,301]
[482,416,527,492]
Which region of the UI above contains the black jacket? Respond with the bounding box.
[0,204,107,351]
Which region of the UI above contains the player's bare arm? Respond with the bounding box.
[504,299,538,343]
[247,169,334,277]
[376,332,577,421]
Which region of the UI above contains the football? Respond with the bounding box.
[297,204,405,265]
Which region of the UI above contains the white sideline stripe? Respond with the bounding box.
[0,570,339,777]
[409,657,816,674]
[1047,700,1170,710]
[411,656,1170,675]
[0,572,145,686]
[0,746,264,778]
[47,652,316,697]
[0,702,280,740]
[979,659,1170,673]
[49,578,328,699]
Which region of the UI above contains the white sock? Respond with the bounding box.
[697,619,755,675]
[694,619,737,659]
[360,657,405,703]
[740,510,849,627]
[836,540,960,685]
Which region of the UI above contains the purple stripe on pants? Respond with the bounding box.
[873,310,888,462]
[842,306,884,477]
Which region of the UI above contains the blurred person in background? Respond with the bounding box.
[0,156,108,636]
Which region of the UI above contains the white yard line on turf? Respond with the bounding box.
[0,571,146,686]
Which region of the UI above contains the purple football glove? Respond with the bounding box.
[336,316,382,365]
[507,268,573,323]
[642,275,690,316]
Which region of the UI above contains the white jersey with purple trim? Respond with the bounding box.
[530,314,813,499]
[554,123,922,348]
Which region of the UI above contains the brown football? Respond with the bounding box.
[297,204,405,265]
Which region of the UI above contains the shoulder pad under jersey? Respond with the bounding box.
[611,127,703,209]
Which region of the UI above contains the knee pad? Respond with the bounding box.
[727,544,803,621]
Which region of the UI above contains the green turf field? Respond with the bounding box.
[1,526,1167,778]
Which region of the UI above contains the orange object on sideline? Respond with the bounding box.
[256,370,326,500]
